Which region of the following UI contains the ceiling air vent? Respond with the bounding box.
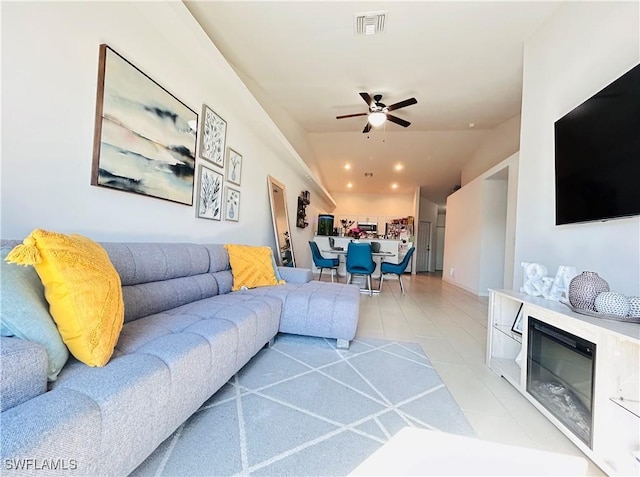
[355,11,387,35]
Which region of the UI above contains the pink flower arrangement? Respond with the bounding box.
[347,227,365,238]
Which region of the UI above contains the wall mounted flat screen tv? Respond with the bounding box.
[554,63,640,225]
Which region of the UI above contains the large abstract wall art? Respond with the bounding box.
[91,44,197,205]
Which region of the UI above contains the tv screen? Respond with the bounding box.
[554,63,640,225]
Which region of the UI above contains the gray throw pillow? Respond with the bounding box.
[0,246,69,381]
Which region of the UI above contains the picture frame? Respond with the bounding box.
[224,186,240,222]
[511,303,524,335]
[91,44,197,206]
[196,164,223,221]
[199,104,226,167]
[226,147,243,186]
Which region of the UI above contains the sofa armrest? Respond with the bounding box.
[0,337,47,412]
[278,267,313,284]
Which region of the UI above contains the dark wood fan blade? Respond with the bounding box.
[362,122,372,133]
[387,114,411,127]
[336,112,368,119]
[387,97,417,112]
[359,92,373,106]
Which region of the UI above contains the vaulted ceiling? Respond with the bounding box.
[185,1,561,205]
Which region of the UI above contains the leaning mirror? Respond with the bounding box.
[267,175,296,267]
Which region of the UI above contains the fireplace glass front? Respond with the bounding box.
[526,317,595,448]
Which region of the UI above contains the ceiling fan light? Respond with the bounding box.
[368,111,386,127]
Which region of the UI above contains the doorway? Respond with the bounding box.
[416,221,431,272]
[435,225,445,271]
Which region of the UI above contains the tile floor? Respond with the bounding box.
[344,272,605,476]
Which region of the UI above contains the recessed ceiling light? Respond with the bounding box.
[344,163,351,170]
[347,182,353,189]
[391,183,398,189]
[394,163,403,171]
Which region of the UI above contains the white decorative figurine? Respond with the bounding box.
[544,265,578,301]
[520,262,549,297]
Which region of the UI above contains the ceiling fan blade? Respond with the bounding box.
[387,97,417,112]
[362,122,372,133]
[359,92,373,106]
[386,114,411,128]
[336,112,368,120]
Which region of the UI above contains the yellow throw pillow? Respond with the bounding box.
[6,229,124,367]
[225,244,285,292]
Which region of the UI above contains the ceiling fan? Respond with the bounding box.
[336,92,418,133]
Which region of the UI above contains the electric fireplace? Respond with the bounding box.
[527,317,596,448]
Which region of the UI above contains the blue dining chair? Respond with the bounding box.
[346,242,376,295]
[309,241,339,282]
[379,247,415,294]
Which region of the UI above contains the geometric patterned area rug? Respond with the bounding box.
[131,335,474,476]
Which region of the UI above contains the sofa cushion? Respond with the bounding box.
[0,337,47,411]
[225,244,285,291]
[239,281,360,342]
[103,243,222,322]
[1,246,69,380]
[102,242,211,285]
[0,387,103,475]
[119,274,219,323]
[6,229,124,367]
[277,266,313,283]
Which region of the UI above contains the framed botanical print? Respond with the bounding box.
[199,104,226,167]
[224,186,240,222]
[226,147,242,186]
[196,163,223,220]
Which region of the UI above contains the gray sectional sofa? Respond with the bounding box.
[0,242,360,476]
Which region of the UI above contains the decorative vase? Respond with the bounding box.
[627,296,640,318]
[594,292,629,316]
[568,272,609,311]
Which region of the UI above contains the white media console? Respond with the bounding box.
[487,289,640,476]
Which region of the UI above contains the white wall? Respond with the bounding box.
[234,71,328,191]
[418,195,439,272]
[1,2,331,269]
[515,1,640,295]
[331,192,414,218]
[443,154,518,295]
[443,181,483,293]
[479,178,508,292]
[435,212,446,271]
[461,115,521,186]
